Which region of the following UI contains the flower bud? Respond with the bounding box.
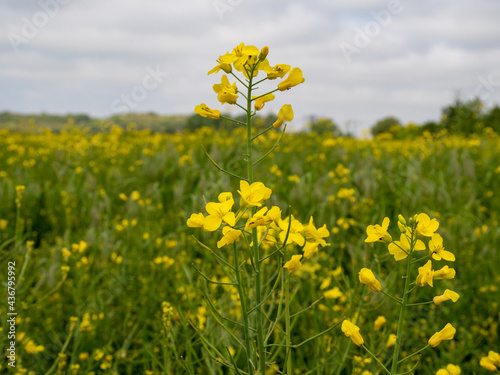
[221,64,232,74]
[398,214,406,226]
[259,46,269,62]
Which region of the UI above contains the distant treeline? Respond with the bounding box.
[1,97,499,137]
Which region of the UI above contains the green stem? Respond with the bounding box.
[390,233,415,374]
[362,344,391,374]
[220,115,247,126]
[406,301,434,307]
[398,344,430,364]
[285,269,292,375]
[14,201,23,251]
[233,243,254,373]
[380,290,402,305]
[251,125,274,141]
[246,66,266,375]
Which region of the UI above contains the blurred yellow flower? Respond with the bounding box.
[131,190,140,201]
[302,242,319,259]
[374,316,386,331]
[15,185,26,199]
[480,351,500,371]
[323,286,343,299]
[386,334,397,348]
[436,364,461,375]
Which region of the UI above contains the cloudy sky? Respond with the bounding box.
[2,0,500,134]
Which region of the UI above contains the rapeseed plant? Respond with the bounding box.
[187,42,333,375]
[353,213,459,374]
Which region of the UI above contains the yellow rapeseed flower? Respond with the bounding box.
[301,216,330,247]
[265,63,291,80]
[278,67,305,91]
[388,233,425,261]
[273,104,294,128]
[205,195,236,229]
[253,93,275,111]
[416,260,435,287]
[238,180,272,208]
[429,234,455,261]
[365,217,392,243]
[415,213,439,237]
[213,75,238,105]
[217,227,242,248]
[278,217,305,246]
[341,320,364,346]
[428,323,456,347]
[433,289,460,305]
[433,265,456,280]
[359,268,382,292]
[283,254,303,273]
[187,213,221,232]
[194,103,221,119]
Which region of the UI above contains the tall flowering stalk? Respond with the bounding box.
[343,213,459,374]
[187,43,332,374]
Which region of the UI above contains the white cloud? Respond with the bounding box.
[1,0,500,133]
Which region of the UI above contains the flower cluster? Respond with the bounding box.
[187,181,330,265]
[363,213,459,302]
[194,42,305,127]
[342,213,459,373]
